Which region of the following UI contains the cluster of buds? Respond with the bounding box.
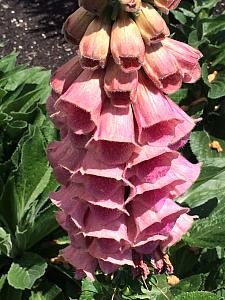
[47,0,202,280]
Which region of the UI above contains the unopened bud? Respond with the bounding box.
[79,0,109,15]
[135,3,169,45]
[63,8,95,45]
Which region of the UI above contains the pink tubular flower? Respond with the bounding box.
[133,71,195,146]
[104,57,138,106]
[47,0,202,280]
[79,17,111,69]
[143,43,182,94]
[51,56,83,95]
[162,37,202,83]
[56,69,105,134]
[135,3,170,44]
[110,11,145,73]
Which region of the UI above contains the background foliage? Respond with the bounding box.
[0,0,225,299]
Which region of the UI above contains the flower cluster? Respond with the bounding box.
[47,0,202,280]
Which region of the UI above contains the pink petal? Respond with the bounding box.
[160,213,194,251]
[56,69,105,134]
[51,56,83,95]
[133,71,195,146]
[144,43,182,94]
[88,238,134,266]
[104,57,138,106]
[98,260,120,274]
[63,244,97,280]
[87,101,136,165]
[162,38,202,83]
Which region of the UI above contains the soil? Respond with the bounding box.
[0,0,225,71]
[0,0,78,70]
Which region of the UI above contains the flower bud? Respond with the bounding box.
[153,0,181,14]
[79,0,109,15]
[62,7,95,45]
[104,57,138,107]
[110,12,145,73]
[119,0,142,13]
[143,43,182,94]
[135,3,169,44]
[79,17,111,70]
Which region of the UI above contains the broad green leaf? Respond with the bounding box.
[171,274,205,296]
[208,71,225,99]
[212,43,225,66]
[80,279,103,300]
[183,215,225,248]
[170,89,188,104]
[16,204,58,250]
[171,10,187,25]
[173,291,220,299]
[190,131,225,163]
[177,166,225,208]
[0,52,18,72]
[0,176,18,231]
[194,0,221,12]
[13,126,51,220]
[3,68,45,91]
[29,280,64,300]
[0,227,13,257]
[148,274,172,300]
[202,15,225,37]
[188,30,208,48]
[7,252,47,290]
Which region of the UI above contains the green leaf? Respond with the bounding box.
[190,131,225,163]
[173,291,221,299]
[193,0,220,13]
[16,204,58,250]
[14,126,51,221]
[171,10,187,25]
[177,165,225,208]
[183,215,225,248]
[208,71,225,99]
[7,252,47,290]
[0,274,7,290]
[202,15,225,37]
[171,274,205,296]
[80,279,103,300]
[0,227,13,257]
[148,274,172,300]
[29,280,64,300]
[170,89,188,104]
[0,52,18,72]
